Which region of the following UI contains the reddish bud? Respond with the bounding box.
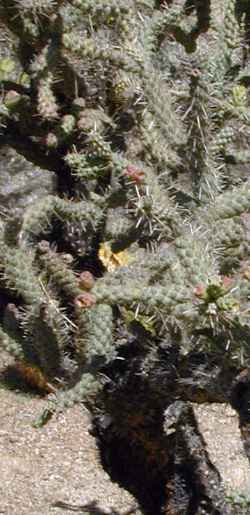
[38,240,50,253]
[4,90,20,106]
[5,303,20,321]
[123,165,145,185]
[194,285,205,298]
[240,212,250,221]
[79,271,95,290]
[77,116,89,132]
[41,132,58,148]
[74,292,96,309]
[222,276,233,289]
[240,212,250,230]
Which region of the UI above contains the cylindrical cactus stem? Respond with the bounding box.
[37,241,81,300]
[204,183,250,221]
[19,196,56,246]
[0,325,25,361]
[93,281,189,312]
[34,371,101,426]
[37,73,59,120]
[75,302,115,367]
[1,245,44,305]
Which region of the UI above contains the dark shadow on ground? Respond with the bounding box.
[96,432,166,515]
[51,500,139,514]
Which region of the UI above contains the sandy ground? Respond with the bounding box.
[194,403,249,497]
[0,350,249,515]
[0,389,141,515]
[0,354,142,515]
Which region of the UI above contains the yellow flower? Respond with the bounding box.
[99,242,131,272]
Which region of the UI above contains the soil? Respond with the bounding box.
[0,353,141,515]
[0,352,249,515]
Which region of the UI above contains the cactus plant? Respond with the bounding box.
[0,0,250,512]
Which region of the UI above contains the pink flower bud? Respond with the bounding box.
[74,292,96,309]
[123,165,145,185]
[79,271,95,290]
[194,285,205,298]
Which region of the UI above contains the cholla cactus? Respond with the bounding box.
[0,0,250,512]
